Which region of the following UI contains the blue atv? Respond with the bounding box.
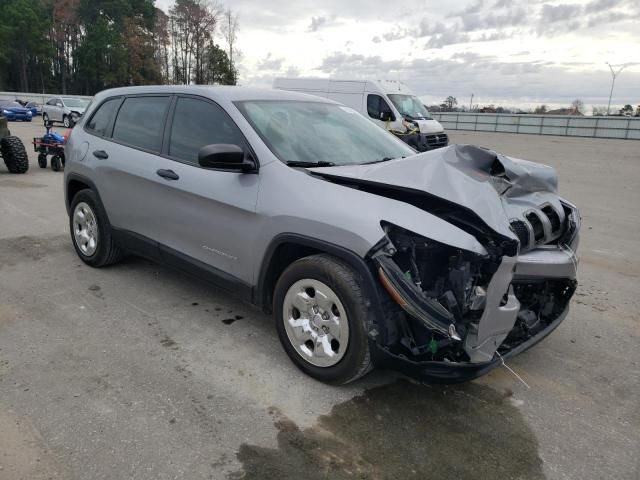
[33,120,66,171]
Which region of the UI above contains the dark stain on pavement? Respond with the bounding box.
[0,235,67,268]
[160,335,178,349]
[222,315,243,325]
[229,380,544,480]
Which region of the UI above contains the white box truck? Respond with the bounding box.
[273,78,448,151]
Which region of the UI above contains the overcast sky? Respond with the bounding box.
[157,0,639,111]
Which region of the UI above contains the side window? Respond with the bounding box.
[46,99,56,106]
[169,97,245,164]
[367,94,392,120]
[112,96,171,152]
[85,98,120,137]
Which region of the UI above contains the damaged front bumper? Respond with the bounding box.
[369,203,580,382]
[372,300,571,383]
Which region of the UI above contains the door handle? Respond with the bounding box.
[93,150,109,159]
[157,169,179,180]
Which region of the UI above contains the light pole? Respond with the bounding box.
[469,93,474,112]
[606,62,626,116]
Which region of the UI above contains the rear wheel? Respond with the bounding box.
[274,254,372,385]
[1,136,29,174]
[63,115,72,128]
[51,155,62,171]
[69,189,123,267]
[38,154,47,168]
[42,113,49,124]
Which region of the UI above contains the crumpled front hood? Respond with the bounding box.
[309,144,559,240]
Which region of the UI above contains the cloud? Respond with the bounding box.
[425,30,471,48]
[540,4,583,23]
[308,16,327,32]
[257,53,284,70]
[318,53,403,75]
[584,0,624,14]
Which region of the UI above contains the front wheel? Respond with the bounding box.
[63,115,73,128]
[69,189,123,267]
[38,154,47,168]
[42,113,49,124]
[273,254,372,385]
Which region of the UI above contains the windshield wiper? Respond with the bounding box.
[361,156,403,165]
[286,160,335,168]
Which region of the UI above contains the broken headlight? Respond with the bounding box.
[373,223,496,343]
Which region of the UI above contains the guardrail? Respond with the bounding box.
[431,112,640,140]
[0,91,93,105]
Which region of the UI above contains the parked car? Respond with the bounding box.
[42,96,91,128]
[274,78,449,151]
[25,101,42,116]
[0,101,33,122]
[64,86,580,385]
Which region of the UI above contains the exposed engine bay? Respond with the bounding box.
[372,223,576,365]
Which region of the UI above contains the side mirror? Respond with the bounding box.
[198,144,256,172]
[380,110,395,122]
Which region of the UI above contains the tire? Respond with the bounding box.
[273,254,373,385]
[63,115,71,128]
[69,189,123,267]
[38,154,47,168]
[42,113,49,124]
[51,155,62,172]
[1,136,29,174]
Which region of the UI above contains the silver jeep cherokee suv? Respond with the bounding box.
[64,86,580,384]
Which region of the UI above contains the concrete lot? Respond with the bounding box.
[1,121,638,480]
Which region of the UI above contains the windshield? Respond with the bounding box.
[387,94,432,120]
[1,102,23,109]
[236,101,415,166]
[63,98,90,108]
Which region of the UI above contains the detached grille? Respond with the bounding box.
[526,212,545,242]
[510,220,530,249]
[542,205,561,232]
[425,133,449,149]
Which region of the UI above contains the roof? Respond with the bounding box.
[93,85,336,104]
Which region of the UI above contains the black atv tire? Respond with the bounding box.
[51,155,63,172]
[38,153,47,168]
[1,136,29,174]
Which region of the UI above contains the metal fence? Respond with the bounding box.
[0,91,93,105]
[431,112,640,140]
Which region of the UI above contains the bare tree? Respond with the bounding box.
[221,8,239,84]
[571,99,584,114]
[534,104,548,114]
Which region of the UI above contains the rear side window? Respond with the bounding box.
[112,96,170,152]
[168,97,245,164]
[367,94,392,120]
[46,99,57,106]
[85,98,120,137]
